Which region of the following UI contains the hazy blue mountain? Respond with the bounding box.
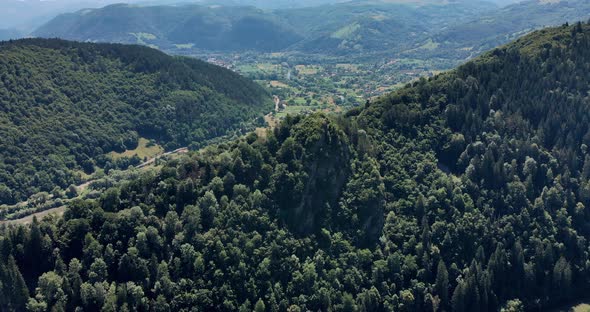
[485,0,523,6]
[0,0,204,30]
[0,0,122,30]
[275,1,497,55]
[33,1,496,54]
[190,0,351,9]
[419,0,590,59]
[33,4,303,52]
[33,0,588,58]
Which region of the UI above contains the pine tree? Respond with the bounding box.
[2,256,30,311]
[342,292,358,312]
[552,256,572,302]
[254,298,266,312]
[436,260,450,308]
[452,282,466,312]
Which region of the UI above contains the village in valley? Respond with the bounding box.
[175,48,449,121]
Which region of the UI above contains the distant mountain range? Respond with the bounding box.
[419,0,590,59]
[31,0,590,59]
[33,4,304,52]
[0,0,528,32]
[0,0,351,30]
[275,1,497,55]
[0,0,127,30]
[32,1,497,53]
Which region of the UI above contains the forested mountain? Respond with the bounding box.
[3,21,590,311]
[32,1,496,54]
[0,39,272,205]
[32,4,303,53]
[274,1,496,55]
[0,0,134,31]
[191,0,350,9]
[486,0,522,6]
[202,0,496,10]
[32,0,590,59]
[422,0,590,59]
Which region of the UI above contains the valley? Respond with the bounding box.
[28,0,589,142]
[199,51,446,103]
[170,49,455,130]
[3,22,590,311]
[3,1,590,311]
[2,0,590,235]
[0,144,189,225]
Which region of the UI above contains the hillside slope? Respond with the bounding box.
[2,22,590,311]
[32,4,303,52]
[0,39,272,205]
[32,1,496,54]
[420,0,590,59]
[276,1,496,55]
[32,0,590,59]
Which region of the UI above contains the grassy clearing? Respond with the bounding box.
[418,39,439,51]
[336,63,359,71]
[255,127,268,139]
[1,206,66,225]
[331,23,360,39]
[130,32,157,45]
[295,65,321,75]
[108,138,163,160]
[573,304,590,312]
[371,14,387,21]
[270,80,289,88]
[276,106,311,118]
[236,64,259,74]
[174,43,195,49]
[238,63,280,75]
[256,63,280,72]
[291,97,307,105]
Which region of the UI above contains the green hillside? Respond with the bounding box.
[32,1,497,55]
[32,0,590,59]
[418,0,590,59]
[32,4,303,52]
[276,0,496,55]
[191,0,349,9]
[3,22,590,311]
[0,39,272,205]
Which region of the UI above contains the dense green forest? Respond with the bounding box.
[3,21,590,311]
[0,39,272,205]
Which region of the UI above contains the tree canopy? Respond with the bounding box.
[3,22,590,311]
[0,38,272,204]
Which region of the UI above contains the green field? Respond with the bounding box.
[108,137,164,160]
